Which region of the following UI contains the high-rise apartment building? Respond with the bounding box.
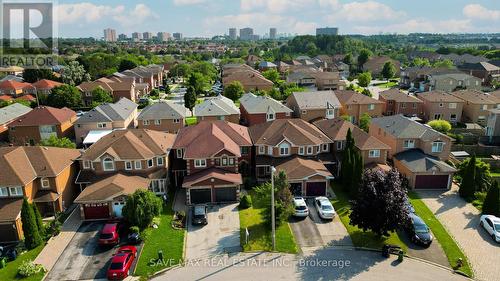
[229,28,237,40]
[103,28,116,42]
[316,27,339,36]
[173,33,183,40]
[157,32,171,42]
[239,28,254,40]
[269,28,277,40]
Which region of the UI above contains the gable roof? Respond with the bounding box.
[138,101,187,120]
[0,146,80,186]
[81,129,176,161]
[173,121,252,158]
[0,80,33,91]
[371,114,451,141]
[416,90,464,103]
[31,79,63,90]
[450,90,500,105]
[276,157,333,181]
[194,95,239,117]
[77,98,137,124]
[0,198,23,222]
[288,90,341,110]
[335,90,384,105]
[249,119,332,146]
[314,118,390,150]
[240,93,292,114]
[182,167,242,188]
[74,174,150,203]
[379,89,423,103]
[9,106,76,127]
[0,103,32,125]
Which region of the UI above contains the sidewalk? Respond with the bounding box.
[34,206,82,273]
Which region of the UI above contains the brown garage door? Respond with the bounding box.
[0,223,19,242]
[306,182,327,197]
[415,175,449,189]
[83,203,110,220]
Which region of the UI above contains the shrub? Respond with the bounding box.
[243,177,257,190]
[239,195,252,209]
[18,260,44,277]
[427,119,452,134]
[129,226,140,234]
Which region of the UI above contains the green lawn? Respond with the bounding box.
[185,116,197,126]
[330,183,408,252]
[408,192,473,277]
[239,191,298,254]
[0,245,45,281]
[134,196,185,278]
[373,81,398,88]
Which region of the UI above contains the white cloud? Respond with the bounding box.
[463,4,500,21]
[318,0,340,9]
[328,1,406,23]
[352,18,473,34]
[240,0,316,14]
[173,0,207,6]
[113,4,158,27]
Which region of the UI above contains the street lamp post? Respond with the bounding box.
[271,166,277,251]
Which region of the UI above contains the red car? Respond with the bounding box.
[107,246,137,280]
[98,223,119,246]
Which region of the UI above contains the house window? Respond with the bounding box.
[173,119,180,123]
[478,116,486,121]
[450,114,457,122]
[449,103,457,109]
[194,159,206,168]
[266,112,275,121]
[434,114,441,120]
[41,178,50,188]
[0,187,9,197]
[176,149,184,158]
[154,119,161,125]
[258,146,265,155]
[279,142,290,156]
[388,100,393,105]
[432,141,444,153]
[217,116,225,120]
[125,161,133,170]
[326,109,335,118]
[9,186,23,197]
[307,146,313,155]
[268,146,273,155]
[439,103,444,107]
[337,141,343,150]
[135,160,142,170]
[103,157,115,171]
[222,157,228,166]
[157,157,164,166]
[368,104,375,110]
[299,146,305,155]
[413,103,417,109]
[401,103,406,109]
[285,112,291,116]
[322,143,329,152]
[403,140,415,149]
[148,159,154,168]
[97,122,107,128]
[240,146,249,155]
[229,158,234,165]
[301,110,307,114]
[83,160,91,169]
[481,104,488,110]
[369,150,380,158]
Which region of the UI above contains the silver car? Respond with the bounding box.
[293,197,309,217]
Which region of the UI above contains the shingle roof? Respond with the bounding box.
[81,129,176,161]
[288,90,341,110]
[371,114,451,141]
[77,98,137,124]
[249,119,332,146]
[9,106,76,127]
[0,80,33,91]
[450,90,500,105]
[335,90,384,105]
[0,103,32,125]
[276,157,333,181]
[415,91,464,103]
[0,146,80,186]
[138,101,187,120]
[394,149,456,173]
[240,93,292,114]
[74,174,150,203]
[194,95,239,117]
[173,121,252,159]
[182,167,242,188]
[0,199,23,222]
[379,89,423,103]
[31,79,63,90]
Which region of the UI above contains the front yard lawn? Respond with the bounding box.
[330,182,408,252]
[408,192,473,277]
[134,195,185,278]
[239,191,298,254]
[0,245,45,281]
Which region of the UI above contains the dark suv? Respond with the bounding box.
[192,205,208,226]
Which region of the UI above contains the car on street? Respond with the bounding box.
[479,215,500,243]
[106,246,137,280]
[192,205,208,226]
[314,196,335,220]
[99,223,120,246]
[293,197,309,218]
[406,214,433,246]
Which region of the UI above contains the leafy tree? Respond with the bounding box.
[21,198,42,249]
[122,189,163,229]
[61,61,91,86]
[254,171,294,226]
[224,81,245,102]
[427,119,451,134]
[482,180,500,217]
[187,72,207,96]
[46,85,82,109]
[457,156,491,194]
[411,57,431,67]
[350,169,409,236]
[357,49,372,69]
[164,84,171,95]
[118,59,138,72]
[170,63,191,78]
[91,87,113,107]
[149,89,160,98]
[362,88,372,97]
[381,61,396,80]
[40,135,76,148]
[359,113,371,132]
[432,59,454,69]
[262,69,280,84]
[184,86,197,114]
[357,72,372,87]
[23,69,56,83]
[32,204,45,237]
[343,53,353,65]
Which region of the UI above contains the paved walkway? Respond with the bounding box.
[418,185,500,281]
[34,206,82,272]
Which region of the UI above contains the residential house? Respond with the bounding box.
[31,79,63,97]
[0,146,80,242]
[332,62,350,79]
[362,56,401,77]
[415,91,464,123]
[239,93,292,126]
[313,71,345,91]
[450,90,500,125]
[8,106,77,145]
[399,67,460,90]
[486,108,500,143]
[0,80,35,97]
[137,101,188,133]
[249,119,334,196]
[246,55,261,67]
[222,64,274,92]
[171,121,252,204]
[458,62,500,86]
[0,66,23,76]
[379,89,423,117]
[0,103,32,141]
[286,90,341,122]
[258,61,277,71]
[75,129,175,219]
[194,95,240,123]
[78,76,137,106]
[425,73,482,92]
[74,98,138,146]
[370,115,456,189]
[336,90,384,124]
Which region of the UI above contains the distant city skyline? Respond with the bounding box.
[55,0,500,38]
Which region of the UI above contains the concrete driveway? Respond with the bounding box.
[185,204,241,260]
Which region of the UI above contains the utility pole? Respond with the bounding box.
[271,166,276,251]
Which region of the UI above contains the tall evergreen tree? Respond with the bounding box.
[32,204,45,237]
[351,152,364,199]
[21,198,42,249]
[482,180,500,217]
[459,155,477,200]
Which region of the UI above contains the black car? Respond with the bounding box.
[192,205,208,226]
[406,214,433,247]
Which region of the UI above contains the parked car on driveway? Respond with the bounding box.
[480,215,500,243]
[406,214,433,247]
[107,246,137,280]
[99,223,120,246]
[314,196,335,220]
[192,205,208,226]
[293,197,309,218]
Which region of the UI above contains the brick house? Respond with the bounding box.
[415,91,464,123]
[450,90,500,125]
[362,56,401,77]
[286,90,341,122]
[239,93,292,126]
[336,90,384,124]
[194,95,240,124]
[379,88,423,117]
[0,103,32,141]
[137,101,188,133]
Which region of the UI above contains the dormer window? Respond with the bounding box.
[41,178,50,189]
[83,160,91,169]
[266,110,275,121]
[258,146,265,155]
[97,123,107,128]
[432,141,444,153]
[125,161,133,170]
[279,142,290,156]
[148,159,154,168]
[103,157,115,171]
[176,149,184,158]
[326,109,335,119]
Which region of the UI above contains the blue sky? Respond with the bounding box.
[56,0,500,38]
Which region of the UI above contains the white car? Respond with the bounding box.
[314,196,335,220]
[480,215,500,243]
[293,197,309,217]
